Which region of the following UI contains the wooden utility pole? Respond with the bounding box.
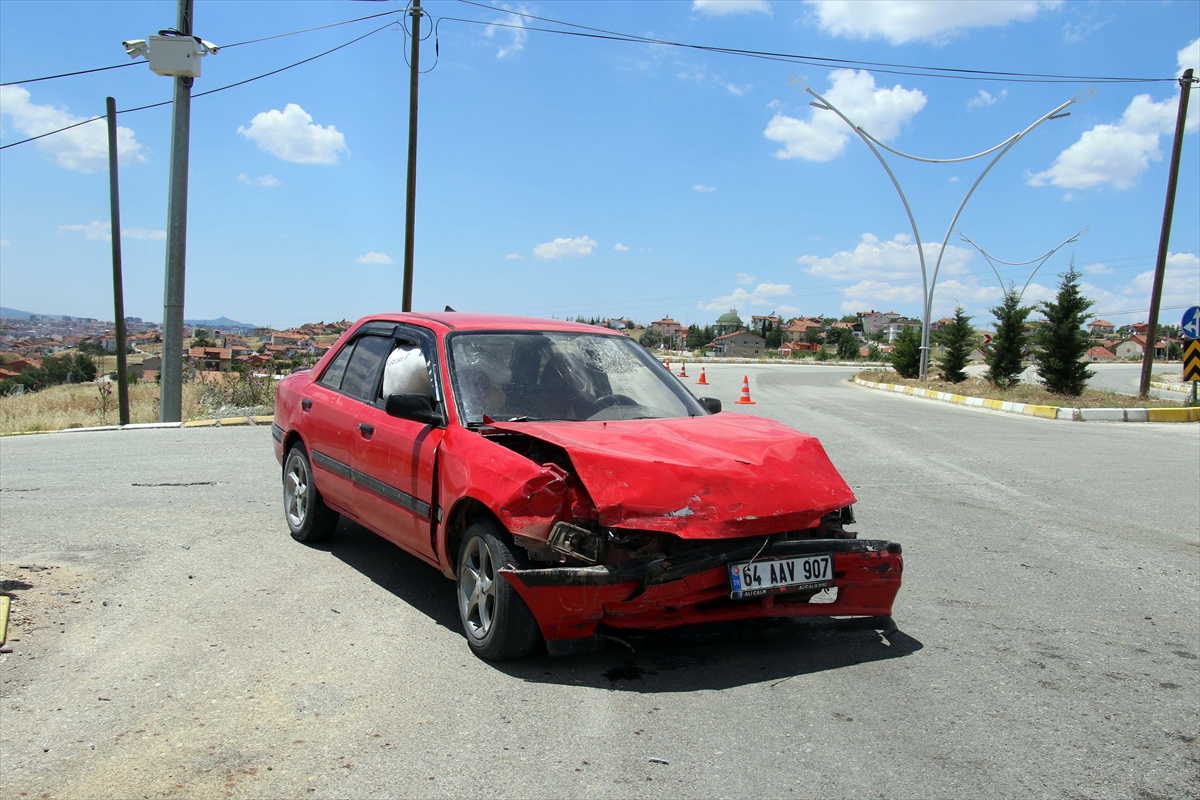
[1139,68,1194,397]
[105,96,130,425]
[401,0,422,312]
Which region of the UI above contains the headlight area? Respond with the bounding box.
[498,535,902,654]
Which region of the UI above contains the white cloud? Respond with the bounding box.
[237,104,348,165]
[1126,252,1200,310]
[693,183,717,192]
[1062,7,1114,43]
[355,252,395,265]
[837,277,1000,317]
[123,228,166,241]
[484,4,529,58]
[807,0,1061,46]
[1178,37,1199,76]
[948,175,960,182]
[700,282,793,311]
[1083,262,1114,275]
[693,1,771,16]
[0,239,10,247]
[798,232,973,282]
[237,173,280,187]
[59,221,165,242]
[966,88,1006,110]
[505,253,524,260]
[533,236,597,260]
[613,243,630,251]
[736,272,757,284]
[0,85,144,173]
[1026,92,1195,191]
[725,83,752,96]
[764,70,926,162]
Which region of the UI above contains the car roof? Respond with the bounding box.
[357,312,624,335]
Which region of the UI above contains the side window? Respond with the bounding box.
[319,342,354,390]
[380,343,432,400]
[340,335,393,401]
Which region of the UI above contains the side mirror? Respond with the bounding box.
[698,397,721,414]
[385,392,443,426]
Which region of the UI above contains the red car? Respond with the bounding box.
[272,313,902,660]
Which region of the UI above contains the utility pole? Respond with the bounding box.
[105,97,130,425]
[1140,68,1194,397]
[159,0,194,422]
[401,0,422,313]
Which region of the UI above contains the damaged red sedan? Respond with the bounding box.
[272,313,902,660]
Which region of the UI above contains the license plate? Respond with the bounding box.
[729,554,833,599]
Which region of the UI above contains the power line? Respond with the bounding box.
[451,0,1183,85]
[0,21,398,152]
[0,8,405,87]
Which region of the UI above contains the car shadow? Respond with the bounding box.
[318,518,463,633]
[316,520,923,691]
[493,618,924,693]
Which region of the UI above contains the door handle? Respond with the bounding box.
[358,423,374,436]
[301,398,312,411]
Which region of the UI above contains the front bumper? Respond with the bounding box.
[499,538,902,644]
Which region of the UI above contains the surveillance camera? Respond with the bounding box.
[199,39,220,54]
[122,39,149,59]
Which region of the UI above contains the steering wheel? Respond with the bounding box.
[587,393,638,416]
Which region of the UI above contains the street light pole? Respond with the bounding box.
[159,0,194,422]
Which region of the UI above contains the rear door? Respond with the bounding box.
[300,339,360,512]
[351,326,444,562]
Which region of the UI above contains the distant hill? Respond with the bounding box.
[1,306,57,319]
[184,317,259,331]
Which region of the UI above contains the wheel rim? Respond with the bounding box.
[458,538,496,641]
[284,454,309,529]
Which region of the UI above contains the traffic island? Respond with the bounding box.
[852,377,1200,423]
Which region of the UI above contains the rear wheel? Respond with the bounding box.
[283,444,338,543]
[456,519,541,660]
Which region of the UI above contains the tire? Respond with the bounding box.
[283,444,338,543]
[456,519,541,660]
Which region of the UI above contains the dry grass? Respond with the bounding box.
[0,381,206,434]
[856,370,1184,409]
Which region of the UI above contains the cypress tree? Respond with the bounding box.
[891,326,921,378]
[936,306,975,383]
[985,286,1032,388]
[1036,261,1095,396]
[836,328,859,360]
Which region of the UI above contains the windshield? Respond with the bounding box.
[448,331,706,423]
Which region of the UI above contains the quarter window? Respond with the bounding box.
[319,343,354,390]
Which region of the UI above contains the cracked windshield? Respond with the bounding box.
[449,332,702,423]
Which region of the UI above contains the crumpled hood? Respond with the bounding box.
[488,413,855,539]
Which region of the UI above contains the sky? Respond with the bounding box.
[1,0,1198,331]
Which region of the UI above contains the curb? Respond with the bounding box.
[3,415,274,437]
[1150,380,1192,394]
[852,378,1200,423]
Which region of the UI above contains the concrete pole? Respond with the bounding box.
[105,97,130,425]
[159,0,194,422]
[401,0,421,313]
[1139,68,1194,397]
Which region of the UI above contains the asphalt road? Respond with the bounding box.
[2,364,1197,799]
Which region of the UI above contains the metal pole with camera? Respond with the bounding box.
[105,96,130,426]
[121,0,218,421]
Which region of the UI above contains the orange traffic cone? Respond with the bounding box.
[735,375,755,404]
[665,359,671,372]
[695,367,708,385]
[678,362,688,377]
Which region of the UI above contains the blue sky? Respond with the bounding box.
[1,0,1197,331]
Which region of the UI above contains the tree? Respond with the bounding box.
[804,325,823,345]
[891,326,921,378]
[70,353,97,383]
[935,306,975,383]
[814,344,831,362]
[836,328,859,360]
[1036,261,1095,396]
[866,342,881,362]
[985,286,1032,388]
[638,328,662,349]
[765,327,783,348]
[686,324,706,349]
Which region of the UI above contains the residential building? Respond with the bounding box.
[188,347,232,372]
[711,331,765,357]
[1113,336,1145,359]
[1088,319,1116,337]
[650,317,683,344]
[1083,346,1116,362]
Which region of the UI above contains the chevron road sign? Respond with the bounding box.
[1184,339,1200,382]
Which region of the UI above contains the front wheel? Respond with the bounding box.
[457,520,541,660]
[283,444,338,543]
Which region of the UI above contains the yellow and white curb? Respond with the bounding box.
[852,378,1199,423]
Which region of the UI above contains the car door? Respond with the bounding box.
[350,326,444,563]
[299,338,361,512]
